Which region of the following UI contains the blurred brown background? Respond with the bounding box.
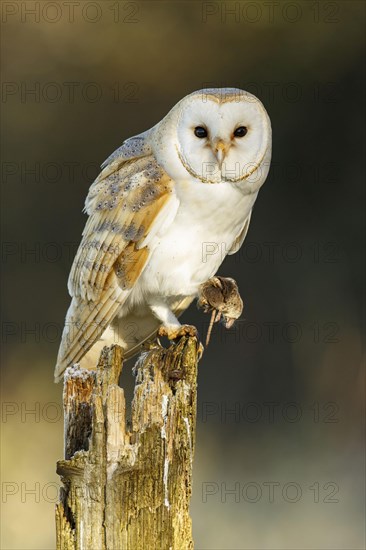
[1,1,365,548]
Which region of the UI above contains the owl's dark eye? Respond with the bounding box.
[234,126,248,138]
[194,126,208,138]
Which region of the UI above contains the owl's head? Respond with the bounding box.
[152,88,272,191]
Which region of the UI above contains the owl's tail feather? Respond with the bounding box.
[54,285,127,382]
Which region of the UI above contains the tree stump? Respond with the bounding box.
[55,336,200,550]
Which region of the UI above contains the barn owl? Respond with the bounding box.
[54,88,272,382]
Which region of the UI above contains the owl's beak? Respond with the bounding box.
[212,138,229,169]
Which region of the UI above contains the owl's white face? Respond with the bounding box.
[153,89,271,189]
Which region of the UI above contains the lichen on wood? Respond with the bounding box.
[55,336,200,550]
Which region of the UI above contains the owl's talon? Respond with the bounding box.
[157,325,203,360]
[158,324,198,341]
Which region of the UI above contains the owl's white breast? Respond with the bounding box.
[132,179,258,303]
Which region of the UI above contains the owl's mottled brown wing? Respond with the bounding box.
[54,148,177,381]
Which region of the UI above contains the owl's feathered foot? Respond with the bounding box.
[197,276,243,345]
[158,324,198,340]
[157,324,204,359]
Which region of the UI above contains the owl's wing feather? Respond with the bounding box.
[55,152,177,381]
[228,210,252,254]
[56,281,128,381]
[100,130,152,173]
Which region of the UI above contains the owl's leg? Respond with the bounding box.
[148,297,181,329]
[148,297,198,340]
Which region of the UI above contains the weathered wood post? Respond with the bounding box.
[55,335,200,550]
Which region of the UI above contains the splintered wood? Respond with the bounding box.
[55,337,199,550]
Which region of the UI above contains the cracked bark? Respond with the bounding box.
[55,336,199,550]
